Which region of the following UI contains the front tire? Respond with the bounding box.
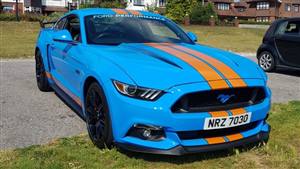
[258,51,275,72]
[85,82,113,149]
[35,50,51,92]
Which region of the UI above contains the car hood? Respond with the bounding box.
[90,43,263,90]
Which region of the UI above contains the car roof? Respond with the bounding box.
[66,8,164,18]
[276,17,300,23]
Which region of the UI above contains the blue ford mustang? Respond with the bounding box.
[36,8,271,155]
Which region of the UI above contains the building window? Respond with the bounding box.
[257,2,269,10]
[237,8,245,12]
[159,0,166,7]
[256,17,269,22]
[285,4,291,12]
[133,0,145,6]
[294,5,299,12]
[217,3,230,10]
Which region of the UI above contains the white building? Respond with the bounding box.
[126,0,166,11]
[41,0,72,14]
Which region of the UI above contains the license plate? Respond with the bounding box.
[204,113,252,130]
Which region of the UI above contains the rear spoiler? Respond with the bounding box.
[39,20,57,28]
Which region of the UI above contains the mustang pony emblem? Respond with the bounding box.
[217,94,235,103]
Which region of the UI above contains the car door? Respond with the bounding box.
[50,15,85,104]
[49,17,67,77]
[274,20,300,68]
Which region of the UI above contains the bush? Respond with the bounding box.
[239,20,271,25]
[165,0,198,23]
[0,13,16,21]
[190,2,217,24]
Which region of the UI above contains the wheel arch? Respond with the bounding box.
[83,76,99,100]
[257,44,279,65]
[35,45,51,72]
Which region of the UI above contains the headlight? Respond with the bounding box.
[112,80,164,101]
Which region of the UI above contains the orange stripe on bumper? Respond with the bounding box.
[209,111,228,117]
[169,45,247,88]
[145,43,229,89]
[226,133,244,142]
[112,9,129,15]
[231,108,247,116]
[205,137,226,144]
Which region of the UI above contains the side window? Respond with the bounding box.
[276,21,300,36]
[284,21,300,35]
[54,18,66,30]
[65,16,81,42]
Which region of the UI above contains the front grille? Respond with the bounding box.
[171,87,266,113]
[177,121,258,140]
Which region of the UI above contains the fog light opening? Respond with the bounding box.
[127,124,165,141]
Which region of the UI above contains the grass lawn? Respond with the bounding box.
[0,21,266,59]
[0,21,40,59]
[0,101,299,169]
[184,25,266,53]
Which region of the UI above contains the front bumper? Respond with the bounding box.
[116,130,270,155]
[106,80,271,155]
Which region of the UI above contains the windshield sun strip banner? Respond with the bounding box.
[145,43,229,89]
[164,44,248,88]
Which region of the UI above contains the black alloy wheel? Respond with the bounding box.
[85,82,113,149]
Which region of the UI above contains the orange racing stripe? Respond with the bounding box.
[112,9,129,15]
[145,43,229,89]
[209,111,228,117]
[230,108,247,116]
[45,72,82,107]
[167,44,247,88]
[205,137,226,144]
[45,72,52,79]
[127,10,142,16]
[226,133,243,141]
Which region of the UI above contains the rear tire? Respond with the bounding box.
[35,50,51,92]
[258,51,275,72]
[85,82,113,149]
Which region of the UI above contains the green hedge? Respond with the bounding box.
[239,20,271,25]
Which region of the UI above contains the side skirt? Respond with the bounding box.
[50,82,86,121]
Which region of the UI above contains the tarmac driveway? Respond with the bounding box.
[0,55,299,149]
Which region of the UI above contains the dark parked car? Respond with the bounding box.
[257,18,300,72]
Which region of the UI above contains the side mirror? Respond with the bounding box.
[53,29,76,44]
[187,32,198,42]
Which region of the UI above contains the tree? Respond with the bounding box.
[190,2,217,24]
[165,0,198,23]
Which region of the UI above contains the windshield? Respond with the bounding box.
[84,15,193,45]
